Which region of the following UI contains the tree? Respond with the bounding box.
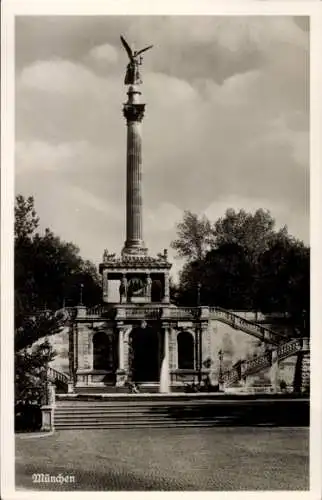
[15,195,39,241]
[15,195,102,330]
[14,195,103,426]
[256,237,309,335]
[171,211,215,262]
[15,339,56,431]
[173,207,309,319]
[202,242,255,309]
[14,195,102,347]
[213,208,288,261]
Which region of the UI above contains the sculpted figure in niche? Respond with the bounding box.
[119,277,128,303]
[146,276,152,298]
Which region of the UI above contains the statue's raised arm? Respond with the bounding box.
[120,35,153,85]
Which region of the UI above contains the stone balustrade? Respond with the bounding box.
[210,307,285,345]
[47,367,69,385]
[277,338,299,358]
[223,337,310,388]
[222,367,240,385]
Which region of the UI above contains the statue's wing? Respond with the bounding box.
[136,44,154,56]
[120,35,133,60]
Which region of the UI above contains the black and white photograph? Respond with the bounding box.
[1,1,321,497]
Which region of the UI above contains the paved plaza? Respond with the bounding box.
[16,427,309,491]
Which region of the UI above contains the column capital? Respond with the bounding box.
[123,103,145,123]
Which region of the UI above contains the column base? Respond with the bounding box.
[40,405,54,432]
[122,243,148,257]
[67,382,75,393]
[116,369,127,387]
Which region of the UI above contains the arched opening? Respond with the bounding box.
[93,332,114,371]
[151,280,163,303]
[130,327,160,382]
[177,331,194,369]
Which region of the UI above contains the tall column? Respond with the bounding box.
[163,272,170,303]
[116,325,126,387]
[118,329,124,370]
[103,270,109,302]
[122,86,147,255]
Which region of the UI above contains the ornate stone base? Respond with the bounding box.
[116,369,127,387]
[40,405,54,431]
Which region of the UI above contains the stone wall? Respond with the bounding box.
[41,313,301,389]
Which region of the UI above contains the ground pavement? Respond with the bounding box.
[16,427,309,491]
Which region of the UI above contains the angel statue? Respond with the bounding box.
[120,35,153,85]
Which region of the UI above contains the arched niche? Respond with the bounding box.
[177,331,195,370]
[93,331,114,371]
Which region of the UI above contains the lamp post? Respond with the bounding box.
[42,340,51,406]
[197,282,202,386]
[197,282,201,307]
[218,349,224,391]
[79,283,84,306]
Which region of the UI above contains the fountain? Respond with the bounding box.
[159,329,170,393]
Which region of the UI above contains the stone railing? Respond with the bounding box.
[223,337,310,387]
[167,308,197,320]
[277,337,309,361]
[85,305,110,318]
[210,307,285,345]
[123,307,160,320]
[242,352,272,376]
[222,366,240,385]
[47,367,69,386]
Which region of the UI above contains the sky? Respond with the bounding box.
[15,16,309,278]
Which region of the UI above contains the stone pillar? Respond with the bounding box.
[68,323,75,393]
[118,329,124,370]
[116,325,126,386]
[122,86,146,255]
[270,349,279,393]
[163,272,170,303]
[103,269,109,302]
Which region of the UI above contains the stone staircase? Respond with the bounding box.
[209,307,287,345]
[47,367,69,392]
[222,338,310,388]
[52,394,309,429]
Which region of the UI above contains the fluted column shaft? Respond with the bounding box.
[122,87,146,255]
[126,121,143,247]
[118,329,124,370]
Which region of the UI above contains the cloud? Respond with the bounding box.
[16,140,89,172]
[68,186,122,220]
[15,16,309,275]
[18,59,103,96]
[15,140,112,174]
[86,43,119,65]
[146,202,183,233]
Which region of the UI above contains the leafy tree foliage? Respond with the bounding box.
[213,208,289,261]
[171,210,215,261]
[172,208,309,336]
[256,238,309,335]
[15,339,55,406]
[15,195,102,340]
[15,195,39,241]
[14,195,102,423]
